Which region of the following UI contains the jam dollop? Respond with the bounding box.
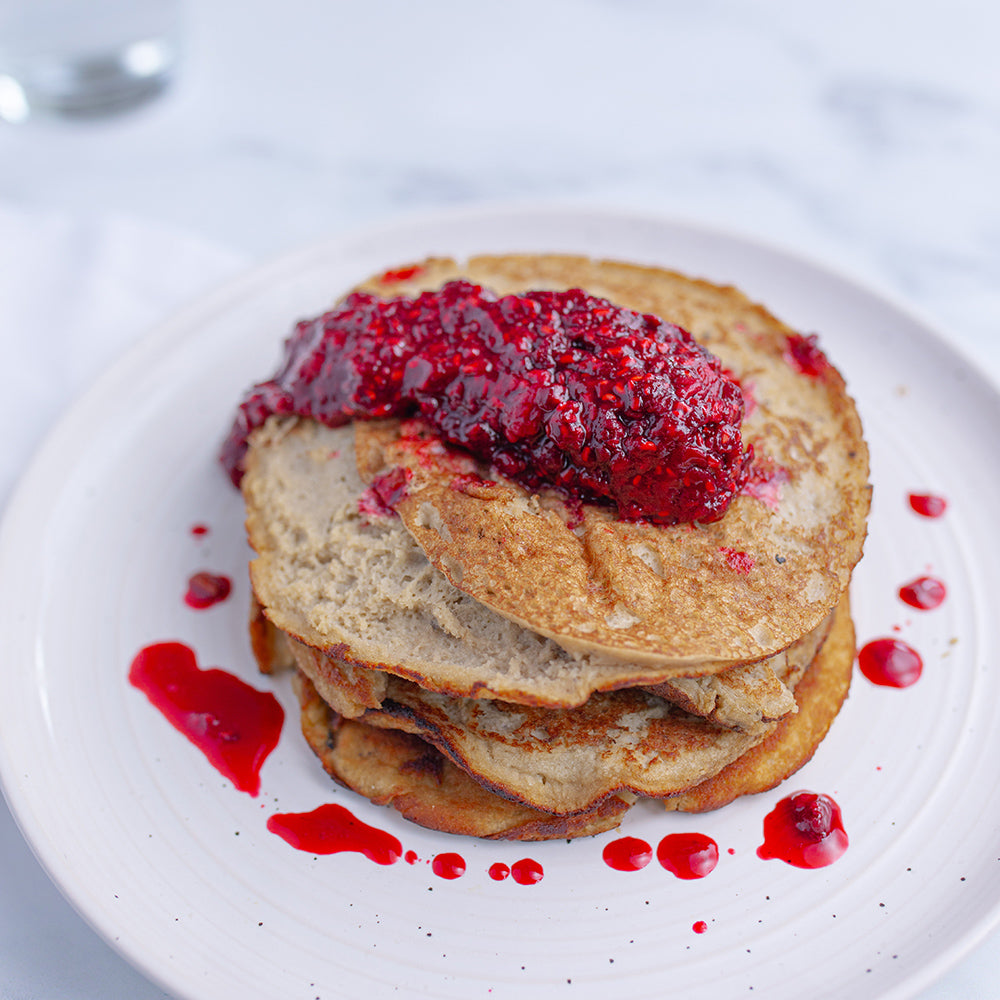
[757,791,848,868]
[221,281,751,525]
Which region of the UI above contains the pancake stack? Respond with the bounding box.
[235,255,870,841]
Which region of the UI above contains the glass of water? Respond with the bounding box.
[0,0,182,123]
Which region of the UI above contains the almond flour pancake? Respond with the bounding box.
[293,672,634,841]
[243,418,807,721]
[286,597,852,833]
[350,254,870,670]
[665,594,855,812]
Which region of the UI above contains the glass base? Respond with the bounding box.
[0,37,176,123]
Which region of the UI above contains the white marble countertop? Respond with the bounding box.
[0,1,997,997]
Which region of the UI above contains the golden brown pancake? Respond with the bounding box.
[351,254,870,670]
[293,671,634,841]
[666,594,855,812]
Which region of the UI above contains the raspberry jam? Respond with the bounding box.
[656,833,720,879]
[898,575,946,611]
[757,791,848,868]
[128,642,283,796]
[858,638,923,688]
[221,281,751,525]
[184,571,232,609]
[267,803,402,864]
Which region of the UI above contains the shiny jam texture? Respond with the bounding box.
[221,281,751,525]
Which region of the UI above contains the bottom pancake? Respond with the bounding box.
[293,671,633,841]
[666,593,854,812]
[289,595,854,838]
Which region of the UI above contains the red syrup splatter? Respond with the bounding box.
[267,803,402,864]
[488,862,510,881]
[184,571,232,609]
[898,576,946,610]
[757,791,848,868]
[404,850,419,865]
[692,920,708,934]
[128,642,283,795]
[858,638,923,688]
[656,833,719,880]
[783,333,832,377]
[511,859,544,885]
[908,493,947,518]
[602,836,653,872]
[190,523,209,537]
[432,853,466,880]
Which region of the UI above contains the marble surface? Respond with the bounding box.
[0,1,997,997]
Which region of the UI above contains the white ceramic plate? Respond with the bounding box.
[1,207,998,1000]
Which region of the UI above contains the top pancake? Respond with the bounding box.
[351,254,870,668]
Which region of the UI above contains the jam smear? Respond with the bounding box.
[511,858,544,885]
[757,791,848,868]
[602,836,653,872]
[220,281,751,525]
[656,833,719,880]
[432,852,466,880]
[129,641,283,795]
[908,493,947,518]
[783,333,831,377]
[858,638,923,688]
[184,571,232,609]
[898,576,946,611]
[267,803,402,864]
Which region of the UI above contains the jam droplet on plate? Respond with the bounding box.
[602,836,653,872]
[757,791,848,868]
[656,833,719,880]
[488,862,510,881]
[184,571,232,609]
[220,281,750,525]
[267,802,402,864]
[858,638,923,688]
[510,858,544,885]
[692,920,709,934]
[431,852,466,880]
[898,576,946,610]
[908,493,947,518]
[128,641,283,795]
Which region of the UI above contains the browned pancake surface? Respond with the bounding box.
[353,254,870,668]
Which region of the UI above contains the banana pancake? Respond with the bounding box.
[293,672,635,841]
[349,254,870,670]
[284,597,852,835]
[244,418,804,724]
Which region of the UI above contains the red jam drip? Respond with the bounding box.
[510,858,544,885]
[720,547,754,574]
[357,466,412,519]
[783,333,831,377]
[190,523,209,536]
[267,803,402,864]
[220,281,751,525]
[184,571,232,609]
[757,791,848,868]
[692,920,708,934]
[656,833,719,880]
[128,642,283,796]
[379,264,424,284]
[488,862,510,881]
[404,850,419,865]
[431,852,466,880]
[858,638,923,687]
[898,576,946,610]
[602,836,653,872]
[908,493,947,518]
